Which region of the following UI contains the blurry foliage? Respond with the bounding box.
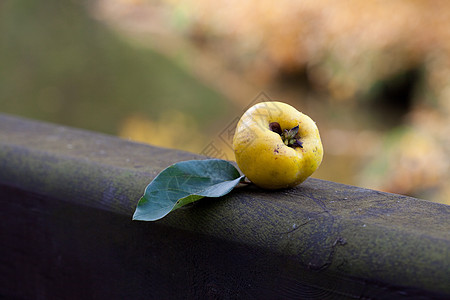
[361,125,450,204]
[118,111,204,152]
[0,0,229,147]
[167,0,449,101]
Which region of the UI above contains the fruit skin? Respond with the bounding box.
[233,101,323,189]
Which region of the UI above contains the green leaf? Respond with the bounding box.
[132,159,244,221]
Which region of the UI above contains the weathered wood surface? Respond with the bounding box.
[1,113,449,299]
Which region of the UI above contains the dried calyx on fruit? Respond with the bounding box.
[269,122,303,148]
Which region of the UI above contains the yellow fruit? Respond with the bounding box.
[233,101,323,189]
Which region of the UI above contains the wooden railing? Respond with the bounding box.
[1,113,449,299]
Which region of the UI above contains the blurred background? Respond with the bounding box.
[1,0,449,204]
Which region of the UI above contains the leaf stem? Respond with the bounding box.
[238,176,253,186]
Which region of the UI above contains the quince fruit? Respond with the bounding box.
[233,101,323,189]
